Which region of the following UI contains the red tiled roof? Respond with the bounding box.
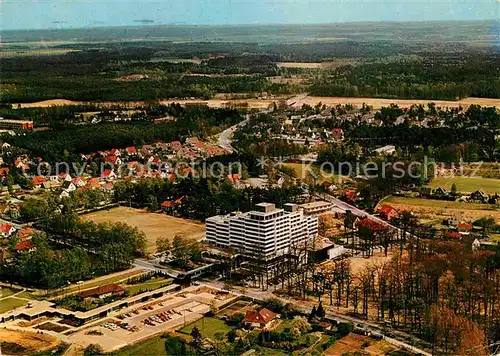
[161,201,173,208]
[79,284,124,299]
[0,223,13,234]
[104,155,119,164]
[244,308,277,325]
[87,178,101,187]
[458,223,472,231]
[18,227,33,240]
[125,146,137,154]
[32,176,46,185]
[445,231,461,239]
[102,169,113,177]
[14,240,34,251]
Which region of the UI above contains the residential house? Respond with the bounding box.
[379,205,400,221]
[42,180,61,190]
[86,178,101,189]
[433,187,449,198]
[445,231,461,240]
[104,155,121,166]
[0,223,15,238]
[14,240,35,253]
[17,227,33,241]
[469,190,488,203]
[243,308,278,329]
[125,146,137,156]
[72,177,87,188]
[102,169,117,181]
[110,148,121,156]
[100,182,114,193]
[58,172,72,182]
[32,176,46,188]
[62,181,77,193]
[373,145,396,155]
[227,173,241,185]
[332,128,344,141]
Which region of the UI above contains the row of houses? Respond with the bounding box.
[421,187,499,204]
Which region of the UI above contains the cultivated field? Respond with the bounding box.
[16,95,499,110]
[277,59,355,69]
[82,207,205,253]
[0,329,59,353]
[427,176,500,194]
[385,196,500,223]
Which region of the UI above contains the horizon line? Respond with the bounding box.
[1,18,497,33]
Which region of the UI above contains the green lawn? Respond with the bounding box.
[56,270,144,296]
[111,336,166,356]
[124,277,172,296]
[0,297,28,314]
[385,196,497,210]
[0,287,23,299]
[179,317,235,340]
[427,176,500,194]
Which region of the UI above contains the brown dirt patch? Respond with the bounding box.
[0,328,59,352]
[81,206,205,253]
[325,333,398,355]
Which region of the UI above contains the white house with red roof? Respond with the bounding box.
[125,146,137,156]
[102,169,117,181]
[104,155,121,165]
[243,308,279,329]
[14,240,35,253]
[110,148,121,156]
[0,223,16,238]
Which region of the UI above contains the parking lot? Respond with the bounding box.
[68,286,236,352]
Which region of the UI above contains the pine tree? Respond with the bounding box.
[309,305,317,321]
[316,301,326,318]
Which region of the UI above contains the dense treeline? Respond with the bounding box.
[271,212,500,354]
[1,195,146,289]
[114,175,304,220]
[310,53,500,100]
[3,104,242,160]
[0,50,290,102]
[2,39,498,102]
[342,105,500,162]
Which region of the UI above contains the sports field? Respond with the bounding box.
[82,207,205,253]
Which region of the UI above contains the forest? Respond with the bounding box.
[113,175,304,220]
[1,38,499,102]
[2,194,146,289]
[2,104,243,161]
[309,51,500,100]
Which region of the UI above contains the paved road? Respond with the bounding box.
[217,114,251,153]
[316,192,415,241]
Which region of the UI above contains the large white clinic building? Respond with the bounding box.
[206,202,318,260]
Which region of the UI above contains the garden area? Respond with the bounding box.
[178,316,236,340]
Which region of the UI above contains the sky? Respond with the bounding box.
[0,0,498,31]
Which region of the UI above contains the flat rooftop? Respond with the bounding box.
[299,201,332,209]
